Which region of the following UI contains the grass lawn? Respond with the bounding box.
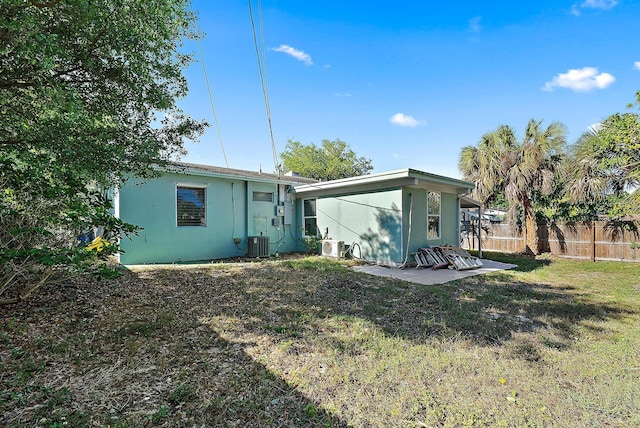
[1,253,639,427]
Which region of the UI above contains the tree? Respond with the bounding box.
[459,119,567,255]
[565,95,640,216]
[0,0,205,303]
[280,138,373,181]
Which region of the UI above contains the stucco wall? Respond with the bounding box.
[313,189,404,265]
[402,188,460,254]
[118,173,298,264]
[303,187,462,266]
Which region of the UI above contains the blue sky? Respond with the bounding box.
[179,0,640,179]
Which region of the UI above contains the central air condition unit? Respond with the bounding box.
[247,236,269,257]
[321,240,345,258]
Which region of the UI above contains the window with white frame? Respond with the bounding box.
[427,191,441,239]
[303,199,318,237]
[177,186,206,226]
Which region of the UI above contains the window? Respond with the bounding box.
[303,199,318,237]
[253,191,273,202]
[427,191,440,239]
[177,186,206,226]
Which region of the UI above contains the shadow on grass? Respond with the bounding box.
[0,270,348,428]
[306,269,630,350]
[471,250,552,273]
[6,256,634,426]
[158,257,633,352]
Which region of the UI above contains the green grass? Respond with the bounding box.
[1,254,639,427]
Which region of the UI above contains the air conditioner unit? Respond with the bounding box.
[247,236,269,257]
[321,240,345,258]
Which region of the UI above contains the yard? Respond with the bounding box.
[1,253,639,427]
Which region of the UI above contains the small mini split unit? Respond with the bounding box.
[321,240,345,258]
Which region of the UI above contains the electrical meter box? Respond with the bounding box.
[284,203,293,224]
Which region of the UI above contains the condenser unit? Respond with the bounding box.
[247,236,269,257]
[321,240,345,258]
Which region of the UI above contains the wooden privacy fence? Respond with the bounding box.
[461,221,640,262]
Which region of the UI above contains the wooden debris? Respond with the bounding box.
[414,246,483,271]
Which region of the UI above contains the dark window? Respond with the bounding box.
[253,191,273,202]
[303,199,318,237]
[177,186,205,226]
[427,191,441,239]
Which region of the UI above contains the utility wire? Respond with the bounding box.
[248,0,280,176]
[189,0,229,168]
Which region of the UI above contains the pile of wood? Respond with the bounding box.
[413,246,483,271]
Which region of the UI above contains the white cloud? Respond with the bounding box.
[333,92,352,97]
[468,16,482,33]
[572,0,617,15]
[390,113,424,127]
[634,61,640,70]
[543,67,615,92]
[581,0,618,10]
[272,44,313,65]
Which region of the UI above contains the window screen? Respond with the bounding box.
[303,199,318,237]
[427,191,441,239]
[177,186,205,226]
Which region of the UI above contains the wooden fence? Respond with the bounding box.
[461,221,640,262]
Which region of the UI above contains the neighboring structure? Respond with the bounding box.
[115,163,477,266]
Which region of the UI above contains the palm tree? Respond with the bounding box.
[565,113,640,215]
[563,128,608,212]
[459,119,567,255]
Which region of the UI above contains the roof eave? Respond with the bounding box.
[293,168,474,197]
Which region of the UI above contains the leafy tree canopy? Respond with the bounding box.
[280,138,373,181]
[1,0,204,180]
[0,0,205,303]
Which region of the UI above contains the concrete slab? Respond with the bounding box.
[352,259,517,285]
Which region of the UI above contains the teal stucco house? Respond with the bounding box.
[115,162,477,266]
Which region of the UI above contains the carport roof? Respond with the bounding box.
[292,168,475,199]
[460,195,481,208]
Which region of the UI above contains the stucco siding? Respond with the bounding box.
[439,192,460,246]
[116,164,472,265]
[118,173,297,264]
[401,188,460,253]
[316,189,404,265]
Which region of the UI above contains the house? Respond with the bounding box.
[115,162,477,266]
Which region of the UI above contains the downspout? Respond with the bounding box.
[113,185,121,263]
[399,192,414,268]
[456,194,461,248]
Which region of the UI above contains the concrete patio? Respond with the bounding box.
[352,259,517,285]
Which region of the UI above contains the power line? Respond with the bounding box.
[189,0,229,168]
[248,0,280,176]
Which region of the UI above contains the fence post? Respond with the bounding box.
[477,208,483,258]
[591,221,596,262]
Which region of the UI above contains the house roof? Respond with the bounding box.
[164,162,318,185]
[292,168,475,199]
[162,163,476,201]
